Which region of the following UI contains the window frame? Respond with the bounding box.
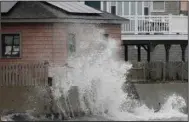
[151,1,165,12]
[67,33,76,56]
[1,33,22,59]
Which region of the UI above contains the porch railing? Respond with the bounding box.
[122,15,188,35]
[0,62,48,86]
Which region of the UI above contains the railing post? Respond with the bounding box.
[163,62,166,81]
[0,1,1,59]
[168,14,172,34]
[181,61,184,82]
[135,15,138,34]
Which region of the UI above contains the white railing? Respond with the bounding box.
[122,15,188,35]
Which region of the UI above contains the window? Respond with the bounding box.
[68,33,76,56]
[1,34,20,58]
[85,1,101,10]
[144,7,149,15]
[111,6,116,15]
[152,1,165,12]
[103,34,109,41]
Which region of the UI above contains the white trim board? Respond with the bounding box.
[122,34,188,40]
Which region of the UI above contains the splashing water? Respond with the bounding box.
[42,25,188,121]
[1,25,187,121]
[48,24,188,121]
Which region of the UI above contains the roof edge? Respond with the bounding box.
[1,18,128,24]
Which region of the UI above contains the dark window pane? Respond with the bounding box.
[111,6,116,15]
[14,38,20,45]
[144,7,149,15]
[12,51,19,55]
[5,36,13,45]
[85,1,101,10]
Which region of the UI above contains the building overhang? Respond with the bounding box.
[1,18,128,24]
[122,34,188,45]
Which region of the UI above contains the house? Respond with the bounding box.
[0,1,128,116]
[85,1,188,62]
[1,1,128,66]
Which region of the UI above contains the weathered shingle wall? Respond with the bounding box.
[151,45,166,61]
[100,24,121,42]
[151,1,180,15]
[1,23,122,65]
[1,23,54,62]
[127,44,188,62]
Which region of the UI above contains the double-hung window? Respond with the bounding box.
[1,34,21,58]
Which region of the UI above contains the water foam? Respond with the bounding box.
[48,24,187,121]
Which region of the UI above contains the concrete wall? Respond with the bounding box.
[134,83,188,113]
[0,86,49,115]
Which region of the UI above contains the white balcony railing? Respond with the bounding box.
[121,15,188,35]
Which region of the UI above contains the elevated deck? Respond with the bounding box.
[121,15,188,41]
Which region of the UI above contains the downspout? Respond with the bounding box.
[0,1,2,117]
[187,0,189,120]
[0,2,1,58]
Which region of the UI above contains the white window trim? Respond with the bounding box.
[151,1,165,12]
